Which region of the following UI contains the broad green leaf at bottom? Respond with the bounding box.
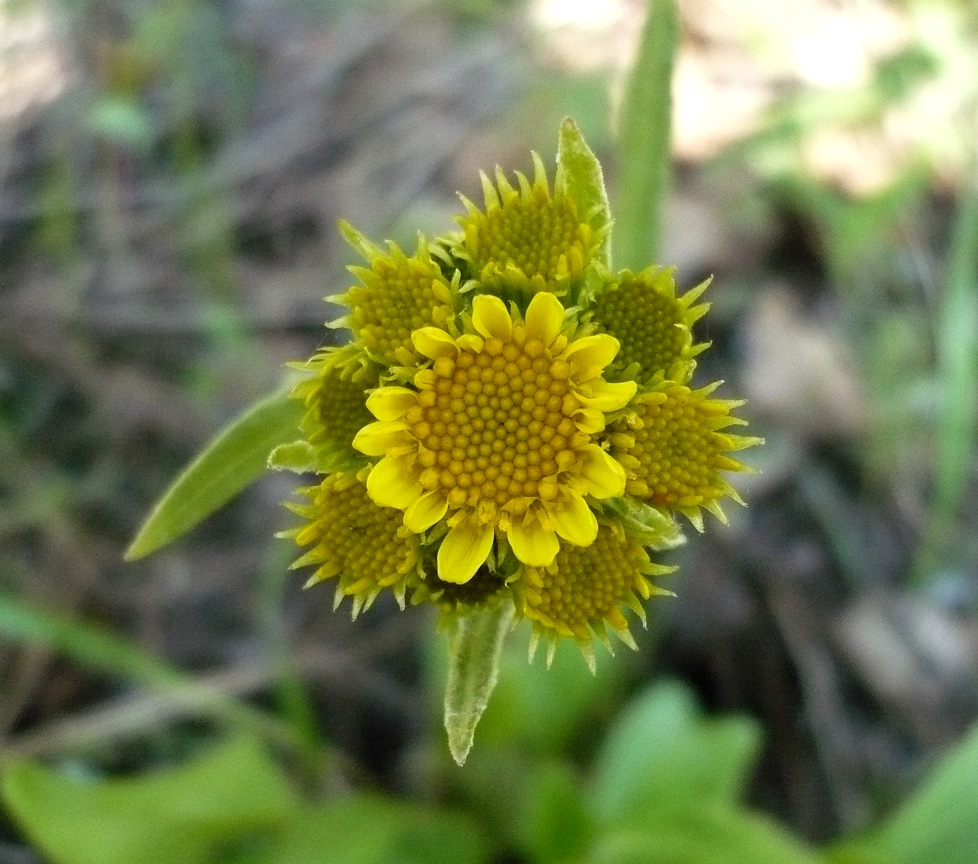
[0,735,300,864]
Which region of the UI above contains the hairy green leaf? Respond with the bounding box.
[443,603,514,766]
[558,117,612,267]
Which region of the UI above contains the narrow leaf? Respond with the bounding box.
[557,117,612,267]
[126,388,304,560]
[613,0,679,269]
[912,174,978,582]
[0,590,300,754]
[0,590,180,687]
[443,603,514,766]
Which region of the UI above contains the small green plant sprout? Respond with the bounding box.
[127,120,761,765]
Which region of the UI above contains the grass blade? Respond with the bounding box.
[612,0,679,269]
[913,171,978,583]
[0,589,299,755]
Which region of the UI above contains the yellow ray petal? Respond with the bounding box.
[572,406,606,435]
[578,444,626,499]
[412,327,458,360]
[523,292,565,346]
[549,494,598,546]
[414,368,437,390]
[507,516,560,567]
[456,333,485,353]
[352,421,412,456]
[365,386,417,421]
[577,379,637,412]
[471,294,512,341]
[366,455,423,509]
[404,489,449,532]
[437,520,494,584]
[562,333,620,378]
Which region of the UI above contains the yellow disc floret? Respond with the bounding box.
[457,153,603,297]
[353,292,636,584]
[331,221,456,367]
[609,383,762,530]
[519,521,675,669]
[284,472,421,615]
[590,267,711,384]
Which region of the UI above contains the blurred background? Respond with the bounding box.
[2,0,977,861]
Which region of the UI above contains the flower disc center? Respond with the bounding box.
[408,335,588,513]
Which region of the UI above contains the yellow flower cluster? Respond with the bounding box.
[280,147,760,665]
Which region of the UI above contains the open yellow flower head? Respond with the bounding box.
[280,125,760,670]
[518,521,676,671]
[609,382,763,531]
[290,345,377,472]
[283,471,421,616]
[329,221,457,368]
[455,152,605,298]
[352,291,636,585]
[588,266,711,384]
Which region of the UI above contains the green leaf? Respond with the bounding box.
[862,718,978,864]
[517,759,590,864]
[443,603,514,766]
[589,805,820,864]
[590,680,761,825]
[557,117,612,267]
[613,0,678,269]
[260,797,490,864]
[441,746,532,854]
[823,842,897,864]
[1,735,301,864]
[126,388,304,560]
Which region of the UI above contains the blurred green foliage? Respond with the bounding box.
[4,661,978,864]
[2,735,489,864]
